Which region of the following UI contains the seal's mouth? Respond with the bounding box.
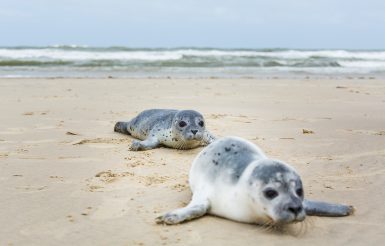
[186,138,202,142]
[273,214,306,225]
[295,215,306,222]
[185,135,203,141]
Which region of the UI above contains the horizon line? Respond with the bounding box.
[1,45,385,51]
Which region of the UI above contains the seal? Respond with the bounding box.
[156,136,354,225]
[114,109,216,151]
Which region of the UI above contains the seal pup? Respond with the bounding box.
[156,136,354,225]
[114,109,216,151]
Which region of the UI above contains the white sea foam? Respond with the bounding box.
[1,47,385,77]
[338,61,385,68]
[0,48,182,61]
[1,48,385,61]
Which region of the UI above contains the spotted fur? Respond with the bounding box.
[114,109,216,151]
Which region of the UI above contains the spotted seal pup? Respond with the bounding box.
[114,109,216,151]
[156,136,354,225]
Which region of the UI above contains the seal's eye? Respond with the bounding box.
[198,121,204,127]
[296,188,303,197]
[178,121,187,128]
[264,189,278,200]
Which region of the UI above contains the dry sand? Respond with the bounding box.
[0,78,385,245]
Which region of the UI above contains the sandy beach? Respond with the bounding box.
[1,78,385,245]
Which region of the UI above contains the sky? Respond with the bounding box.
[1,0,385,49]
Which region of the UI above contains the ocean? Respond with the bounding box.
[1,46,385,78]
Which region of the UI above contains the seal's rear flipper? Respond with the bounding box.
[114,121,130,135]
[304,199,354,217]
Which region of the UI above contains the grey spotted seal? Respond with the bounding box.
[114,109,216,151]
[156,136,354,225]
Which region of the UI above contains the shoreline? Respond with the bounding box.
[0,74,383,80]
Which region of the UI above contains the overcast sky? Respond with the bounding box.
[1,0,384,49]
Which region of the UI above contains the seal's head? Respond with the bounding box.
[248,160,306,225]
[173,110,206,142]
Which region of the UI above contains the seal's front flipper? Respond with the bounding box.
[155,199,209,225]
[114,121,130,135]
[202,131,216,145]
[304,199,354,217]
[130,138,160,151]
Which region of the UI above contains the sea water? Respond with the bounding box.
[1,46,385,78]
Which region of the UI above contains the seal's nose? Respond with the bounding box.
[288,205,303,216]
[191,130,198,135]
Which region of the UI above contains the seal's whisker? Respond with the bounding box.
[290,221,304,237]
[261,221,275,233]
[295,219,309,237]
[178,142,186,150]
[304,216,314,231]
[302,219,309,235]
